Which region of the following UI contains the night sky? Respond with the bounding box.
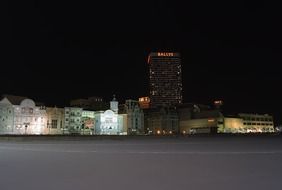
[2,1,282,124]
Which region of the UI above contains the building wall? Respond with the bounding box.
[120,114,128,135]
[46,107,64,135]
[180,118,218,134]
[13,99,47,135]
[148,52,182,107]
[220,118,244,133]
[124,100,144,134]
[0,98,14,134]
[144,107,178,135]
[180,114,275,134]
[81,110,95,135]
[238,113,274,133]
[95,110,123,135]
[64,107,82,134]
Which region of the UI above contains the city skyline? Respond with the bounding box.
[2,1,282,124]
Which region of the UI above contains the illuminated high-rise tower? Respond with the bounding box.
[148,52,182,107]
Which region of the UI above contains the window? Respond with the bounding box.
[51,120,58,129]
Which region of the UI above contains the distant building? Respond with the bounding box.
[144,106,179,135]
[178,104,221,134]
[138,97,150,109]
[148,52,182,108]
[81,110,95,135]
[119,100,144,134]
[70,96,108,110]
[94,97,126,135]
[237,113,274,133]
[178,103,275,134]
[0,98,14,134]
[46,107,64,135]
[64,107,83,134]
[13,99,47,135]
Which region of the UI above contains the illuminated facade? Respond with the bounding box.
[94,98,126,135]
[46,107,64,134]
[64,107,83,134]
[0,98,14,134]
[237,113,274,133]
[148,52,182,107]
[138,97,150,109]
[81,110,95,135]
[13,99,47,135]
[0,96,127,135]
[178,103,275,134]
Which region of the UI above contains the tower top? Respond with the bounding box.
[112,94,116,101]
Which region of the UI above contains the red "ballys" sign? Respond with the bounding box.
[157,52,174,57]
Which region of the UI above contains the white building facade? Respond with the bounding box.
[0,98,14,134]
[13,99,47,135]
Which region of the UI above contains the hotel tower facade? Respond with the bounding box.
[148,52,183,107]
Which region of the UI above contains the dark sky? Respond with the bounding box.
[2,1,282,124]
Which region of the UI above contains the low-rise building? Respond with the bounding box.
[178,103,275,134]
[94,97,126,135]
[70,96,108,110]
[119,100,144,135]
[144,106,179,135]
[46,107,65,134]
[64,107,83,134]
[0,98,14,134]
[13,99,47,135]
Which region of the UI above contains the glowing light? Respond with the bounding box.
[157,130,161,134]
[147,55,151,64]
[157,52,174,57]
[214,100,223,105]
[208,119,215,122]
[139,97,150,102]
